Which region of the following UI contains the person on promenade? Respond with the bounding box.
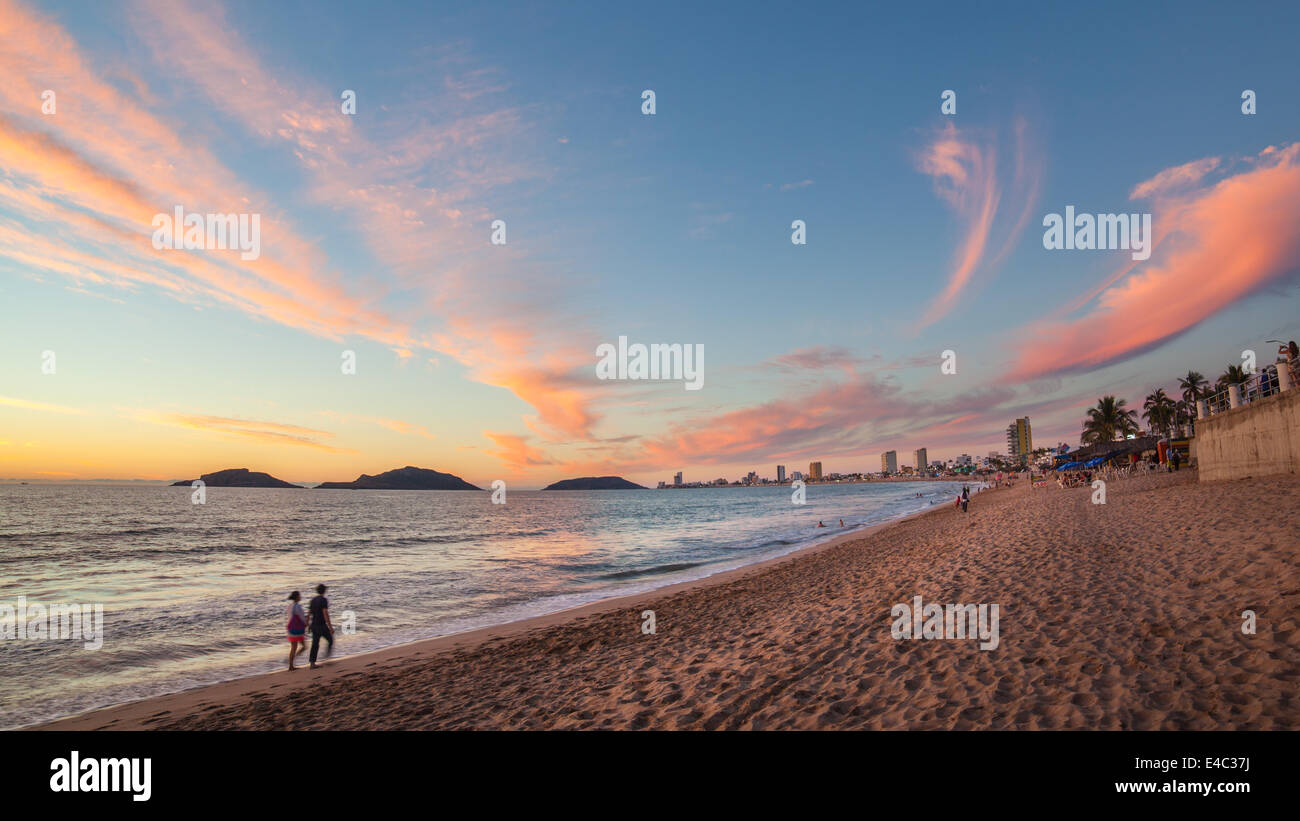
[307,584,334,669]
[1171,449,1181,471]
[285,591,306,671]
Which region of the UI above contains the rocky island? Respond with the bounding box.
[316,466,481,490]
[541,476,647,490]
[170,468,302,488]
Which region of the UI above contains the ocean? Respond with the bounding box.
[0,480,973,728]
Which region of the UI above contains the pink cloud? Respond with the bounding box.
[1006,144,1300,382]
[3,0,604,445]
[0,2,411,350]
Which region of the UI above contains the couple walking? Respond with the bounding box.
[285,584,334,671]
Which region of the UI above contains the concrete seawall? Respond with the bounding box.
[1193,387,1300,481]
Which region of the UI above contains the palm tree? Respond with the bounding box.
[1173,400,1195,436]
[1178,370,1208,407]
[1216,364,1248,392]
[1081,396,1140,444]
[1143,389,1176,436]
[1176,370,1209,432]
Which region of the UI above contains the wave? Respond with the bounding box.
[595,560,710,580]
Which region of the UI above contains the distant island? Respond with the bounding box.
[316,465,481,490]
[542,476,647,490]
[171,468,302,488]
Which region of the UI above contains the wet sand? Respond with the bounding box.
[38,471,1300,730]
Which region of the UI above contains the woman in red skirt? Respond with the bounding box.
[286,590,307,670]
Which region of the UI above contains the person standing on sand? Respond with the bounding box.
[307,584,334,669]
[285,591,306,671]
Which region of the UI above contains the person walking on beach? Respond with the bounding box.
[1171,449,1181,471]
[285,591,306,671]
[307,584,334,669]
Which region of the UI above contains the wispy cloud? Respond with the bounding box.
[483,430,554,469]
[0,1,409,348]
[914,119,1040,328]
[0,0,611,451]
[764,346,860,372]
[321,411,436,440]
[134,412,351,452]
[0,395,87,414]
[1129,156,1221,200]
[689,210,734,238]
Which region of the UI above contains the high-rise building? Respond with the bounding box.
[673,471,683,486]
[913,448,928,472]
[880,450,897,474]
[1007,417,1033,463]
[808,461,823,481]
[792,470,804,481]
[776,465,786,482]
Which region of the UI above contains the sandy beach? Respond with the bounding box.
[38,471,1300,730]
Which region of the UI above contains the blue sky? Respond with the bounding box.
[2,0,1298,485]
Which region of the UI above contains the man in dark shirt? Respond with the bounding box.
[307,583,334,668]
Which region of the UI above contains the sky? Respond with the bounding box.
[1,0,1298,487]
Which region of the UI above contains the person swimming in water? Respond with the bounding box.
[816,521,826,528]
[839,519,844,527]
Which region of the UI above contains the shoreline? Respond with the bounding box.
[32,489,970,731]
[39,472,1289,731]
